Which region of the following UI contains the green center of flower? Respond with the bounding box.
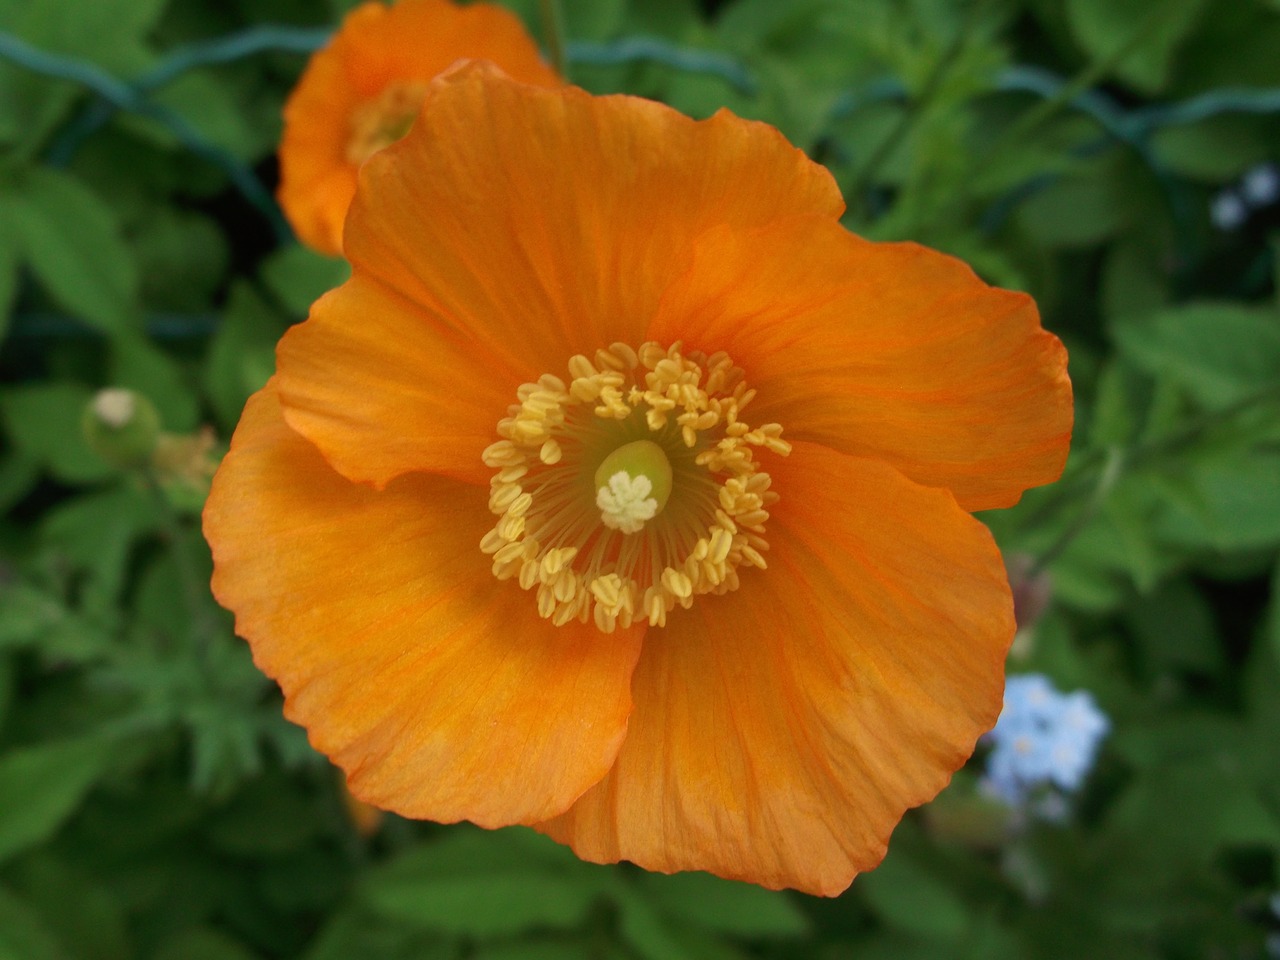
[594,439,673,534]
[481,342,790,632]
[345,80,430,165]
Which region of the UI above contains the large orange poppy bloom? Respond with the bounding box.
[277,0,559,256]
[206,64,1072,895]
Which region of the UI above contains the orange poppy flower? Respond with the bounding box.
[277,0,560,256]
[206,64,1072,895]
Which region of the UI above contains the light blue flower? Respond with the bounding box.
[1211,190,1249,231]
[981,674,1109,811]
[1242,163,1279,207]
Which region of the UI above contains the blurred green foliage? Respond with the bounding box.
[1,0,1279,957]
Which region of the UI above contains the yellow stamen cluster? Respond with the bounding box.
[345,81,430,165]
[480,342,790,633]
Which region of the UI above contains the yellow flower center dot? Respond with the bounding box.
[345,80,430,165]
[480,342,790,632]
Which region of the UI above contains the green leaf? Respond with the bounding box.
[633,871,809,938]
[205,283,288,430]
[361,829,609,939]
[474,940,614,960]
[204,775,318,857]
[0,658,13,740]
[1155,447,1280,551]
[13,858,132,960]
[109,333,200,431]
[0,582,109,662]
[259,245,350,317]
[1150,114,1273,182]
[858,851,970,943]
[1089,360,1152,447]
[1065,0,1210,93]
[132,208,228,311]
[0,210,19,345]
[151,928,259,960]
[0,736,116,864]
[1113,303,1280,408]
[149,71,262,160]
[0,0,167,74]
[1013,157,1130,248]
[1101,237,1170,325]
[1271,562,1280,664]
[0,886,64,960]
[8,168,140,336]
[1124,578,1223,676]
[39,484,162,601]
[0,382,114,484]
[1172,1,1280,89]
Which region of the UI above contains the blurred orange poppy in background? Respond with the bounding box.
[277,0,560,256]
[206,64,1072,895]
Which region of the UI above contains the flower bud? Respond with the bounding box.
[82,388,161,469]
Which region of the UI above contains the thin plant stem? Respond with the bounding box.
[982,4,1178,168]
[1029,445,1125,577]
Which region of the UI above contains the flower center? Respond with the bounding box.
[481,342,790,633]
[345,81,430,165]
[594,439,672,534]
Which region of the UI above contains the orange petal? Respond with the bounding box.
[278,0,561,255]
[537,441,1013,895]
[276,275,506,488]
[649,217,1072,511]
[281,64,844,488]
[203,383,644,825]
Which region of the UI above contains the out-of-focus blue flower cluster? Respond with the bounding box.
[982,674,1109,814]
[1211,162,1279,231]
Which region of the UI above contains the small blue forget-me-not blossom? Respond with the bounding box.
[983,673,1109,813]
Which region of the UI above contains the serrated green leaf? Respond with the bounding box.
[8,168,139,336]
[362,829,609,939]
[0,583,74,652]
[1113,303,1280,407]
[0,736,116,864]
[39,483,162,601]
